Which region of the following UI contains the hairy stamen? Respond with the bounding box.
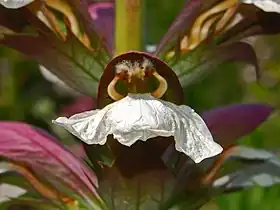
[108,58,168,100]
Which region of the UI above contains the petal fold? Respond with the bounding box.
[53,94,223,163]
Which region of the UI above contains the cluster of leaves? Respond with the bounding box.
[1,0,280,209]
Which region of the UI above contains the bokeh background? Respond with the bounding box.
[1,0,280,209]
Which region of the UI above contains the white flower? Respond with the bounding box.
[53,93,223,163]
[242,0,280,13]
[0,0,34,8]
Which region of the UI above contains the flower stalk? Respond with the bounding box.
[115,0,143,55]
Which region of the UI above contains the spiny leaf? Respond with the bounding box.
[0,7,104,96]
[154,0,202,57]
[65,0,112,58]
[176,42,260,88]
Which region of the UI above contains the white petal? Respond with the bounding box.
[53,94,223,163]
[171,105,223,163]
[242,0,280,13]
[0,0,34,8]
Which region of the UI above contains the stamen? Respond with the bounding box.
[107,75,125,101]
[151,72,168,99]
[110,58,167,98]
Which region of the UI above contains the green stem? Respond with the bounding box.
[115,0,143,55]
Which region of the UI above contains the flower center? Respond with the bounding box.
[107,58,168,101]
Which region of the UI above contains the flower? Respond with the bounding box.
[53,93,223,163]
[1,0,280,209]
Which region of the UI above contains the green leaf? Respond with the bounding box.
[0,7,105,96]
[173,42,260,88]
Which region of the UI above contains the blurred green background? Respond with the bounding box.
[1,0,280,209]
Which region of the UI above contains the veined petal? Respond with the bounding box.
[242,0,280,13]
[53,94,223,163]
[0,0,34,8]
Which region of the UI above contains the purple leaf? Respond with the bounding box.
[88,2,114,54]
[0,122,101,202]
[202,104,274,148]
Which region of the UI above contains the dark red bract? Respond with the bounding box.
[97,51,185,108]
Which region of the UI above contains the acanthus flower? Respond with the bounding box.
[1,0,280,209]
[53,53,223,163]
[54,93,222,163]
